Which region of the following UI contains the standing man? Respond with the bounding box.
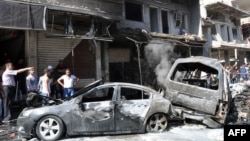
[26,68,38,93]
[53,60,66,99]
[239,64,247,82]
[37,68,51,104]
[57,68,79,99]
[2,62,33,121]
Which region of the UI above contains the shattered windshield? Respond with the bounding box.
[171,62,219,90]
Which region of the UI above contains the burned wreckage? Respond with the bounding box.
[164,56,250,127]
[17,81,173,141]
[16,56,250,141]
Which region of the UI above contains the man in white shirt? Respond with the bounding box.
[57,68,79,99]
[37,68,51,104]
[2,62,33,120]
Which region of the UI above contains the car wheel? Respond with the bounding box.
[36,115,65,141]
[146,113,168,132]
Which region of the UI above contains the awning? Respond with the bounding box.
[112,29,150,44]
[0,1,46,30]
[211,41,250,51]
[206,2,250,18]
[45,3,122,21]
[149,33,206,48]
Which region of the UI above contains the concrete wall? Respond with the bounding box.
[188,0,201,36]
[25,30,38,74]
[235,0,249,11]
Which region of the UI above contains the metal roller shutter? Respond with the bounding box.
[37,31,81,76]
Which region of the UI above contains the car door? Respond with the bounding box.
[115,85,151,132]
[70,86,116,133]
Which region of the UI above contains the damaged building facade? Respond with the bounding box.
[240,0,250,48]
[201,0,250,65]
[0,0,121,87]
[2,0,249,89]
[0,0,204,88]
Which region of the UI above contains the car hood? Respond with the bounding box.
[71,79,103,98]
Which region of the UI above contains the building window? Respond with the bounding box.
[211,25,217,35]
[150,7,159,32]
[161,10,169,34]
[174,11,182,28]
[171,0,184,4]
[181,15,186,28]
[232,28,238,40]
[149,8,170,33]
[125,2,143,22]
[173,11,188,30]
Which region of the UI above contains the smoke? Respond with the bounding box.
[144,40,178,87]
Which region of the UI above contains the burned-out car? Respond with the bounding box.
[17,80,173,141]
[165,56,250,128]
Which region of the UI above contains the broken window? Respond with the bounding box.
[125,2,143,22]
[170,63,219,90]
[46,9,113,39]
[46,10,92,36]
[82,87,114,102]
[174,11,182,28]
[211,25,222,41]
[120,87,150,100]
[174,11,187,29]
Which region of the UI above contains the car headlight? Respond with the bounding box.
[21,110,33,117]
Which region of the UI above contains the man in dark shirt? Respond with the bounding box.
[51,60,66,99]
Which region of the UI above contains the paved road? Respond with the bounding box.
[0,121,223,141]
[59,124,223,141]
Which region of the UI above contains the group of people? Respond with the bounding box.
[0,60,79,122]
[224,61,250,84]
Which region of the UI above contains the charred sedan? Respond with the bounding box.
[17,80,173,141]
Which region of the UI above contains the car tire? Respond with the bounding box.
[146,113,168,132]
[36,115,65,141]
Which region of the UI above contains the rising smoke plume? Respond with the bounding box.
[144,40,179,87]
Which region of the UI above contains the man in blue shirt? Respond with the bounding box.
[239,64,247,81]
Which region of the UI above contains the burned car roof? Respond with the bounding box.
[173,56,222,73]
[73,80,158,98]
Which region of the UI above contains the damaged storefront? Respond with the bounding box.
[109,29,206,89]
[0,0,202,90]
[0,0,121,88]
[36,8,115,86]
